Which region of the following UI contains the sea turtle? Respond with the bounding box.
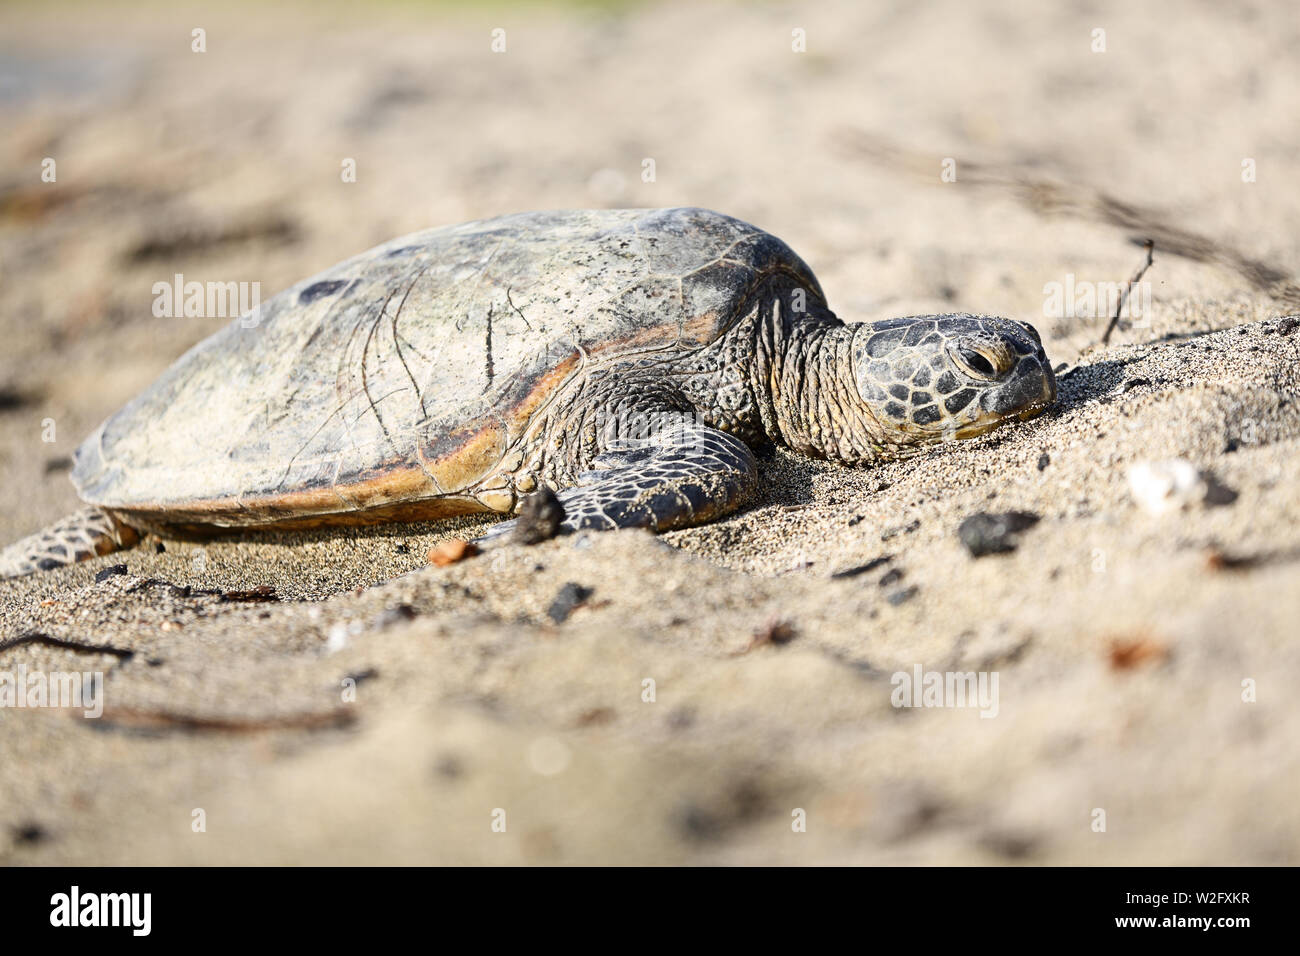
[0,207,1056,578]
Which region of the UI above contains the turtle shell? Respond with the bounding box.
[72,207,823,529]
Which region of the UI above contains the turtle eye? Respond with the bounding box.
[950,344,1004,381]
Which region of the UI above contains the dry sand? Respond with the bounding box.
[1,0,1298,864]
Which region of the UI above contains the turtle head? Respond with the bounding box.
[850,314,1056,454]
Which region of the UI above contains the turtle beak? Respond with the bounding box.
[979,353,1056,421]
[1012,320,1055,411]
[1021,358,1057,417]
[1017,375,1056,421]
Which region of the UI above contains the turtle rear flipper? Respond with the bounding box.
[477,421,759,544]
[0,507,138,579]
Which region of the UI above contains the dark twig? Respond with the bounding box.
[1101,240,1155,345]
[1099,239,1156,346]
[91,706,357,734]
[0,631,134,659]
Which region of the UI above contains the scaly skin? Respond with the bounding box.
[478,275,1056,541]
[0,506,137,579]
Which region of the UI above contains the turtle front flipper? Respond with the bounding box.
[477,421,759,544]
[0,507,138,579]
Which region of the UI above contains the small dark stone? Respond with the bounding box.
[433,754,465,780]
[847,515,865,527]
[94,564,128,582]
[395,542,410,554]
[12,822,48,845]
[1204,476,1239,507]
[729,779,767,821]
[831,555,892,579]
[154,541,166,553]
[676,804,725,842]
[547,582,593,623]
[0,387,35,412]
[958,511,1041,557]
[513,487,566,545]
[667,707,696,730]
[43,456,73,473]
[575,707,615,726]
[878,567,905,588]
[1036,452,1051,471]
[750,618,797,647]
[1122,377,1152,392]
[887,586,919,605]
[1277,316,1299,336]
[881,518,920,541]
[979,828,1040,860]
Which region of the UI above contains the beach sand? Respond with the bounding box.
[1,0,1297,864]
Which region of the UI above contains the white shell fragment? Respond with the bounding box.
[1127,459,1207,515]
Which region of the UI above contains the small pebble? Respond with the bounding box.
[512,487,566,545]
[428,539,478,566]
[878,567,904,588]
[958,511,1041,557]
[547,582,593,623]
[11,822,49,845]
[1108,636,1169,670]
[747,617,797,648]
[886,586,919,605]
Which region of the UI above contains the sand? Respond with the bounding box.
[1,0,1297,864]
